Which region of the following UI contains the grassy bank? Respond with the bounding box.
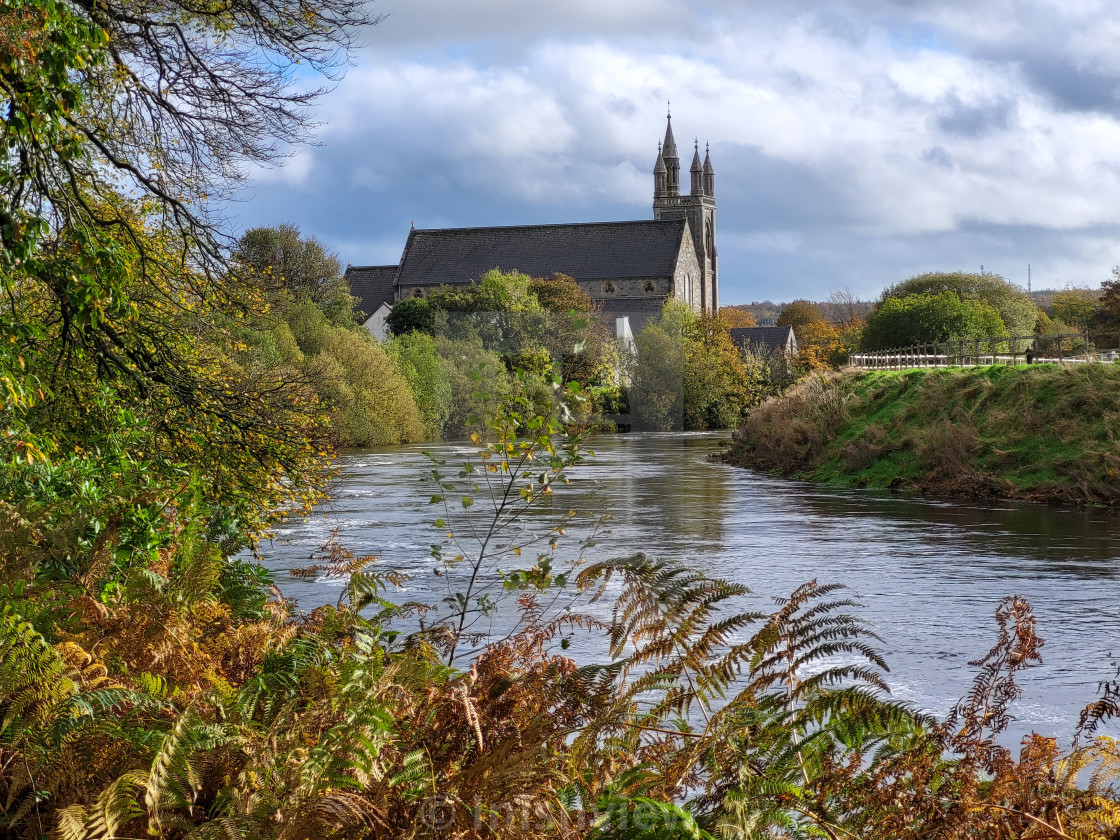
[722,363,1120,505]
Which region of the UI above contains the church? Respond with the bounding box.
[345,114,718,339]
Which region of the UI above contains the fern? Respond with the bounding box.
[0,603,72,735]
[56,770,146,840]
[143,707,227,833]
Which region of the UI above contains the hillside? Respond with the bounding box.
[721,363,1120,505]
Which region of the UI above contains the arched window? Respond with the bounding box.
[412,288,423,298]
[705,219,714,259]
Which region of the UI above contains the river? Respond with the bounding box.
[262,432,1120,745]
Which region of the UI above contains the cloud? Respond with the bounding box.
[231,0,1120,302]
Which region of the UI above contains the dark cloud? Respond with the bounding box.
[1019,59,1120,115]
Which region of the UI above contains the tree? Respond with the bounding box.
[1097,268,1120,333]
[0,0,377,527]
[529,273,596,313]
[776,299,827,333]
[235,225,354,325]
[386,332,453,439]
[881,272,1037,336]
[719,306,758,328]
[796,321,846,369]
[1050,287,1100,333]
[860,291,1007,351]
[825,287,867,327]
[684,312,754,429]
[387,297,435,336]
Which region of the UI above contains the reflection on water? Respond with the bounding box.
[261,432,1120,745]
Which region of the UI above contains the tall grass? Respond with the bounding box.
[724,363,1120,504]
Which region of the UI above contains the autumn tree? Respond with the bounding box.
[1050,287,1101,334]
[235,224,355,325]
[719,306,758,328]
[1098,268,1120,333]
[776,299,827,333]
[529,273,597,313]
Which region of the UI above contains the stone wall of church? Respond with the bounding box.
[578,276,673,301]
[671,230,703,311]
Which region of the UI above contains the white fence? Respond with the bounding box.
[850,333,1120,370]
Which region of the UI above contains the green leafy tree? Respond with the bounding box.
[386,296,434,336]
[631,325,687,431]
[880,272,1037,337]
[861,291,1007,351]
[386,332,453,439]
[429,269,544,353]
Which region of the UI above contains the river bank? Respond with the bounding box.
[721,363,1120,506]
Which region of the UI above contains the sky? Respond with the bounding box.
[230,0,1120,304]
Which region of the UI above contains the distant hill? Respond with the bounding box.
[725,299,873,326]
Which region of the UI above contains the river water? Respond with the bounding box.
[262,432,1120,745]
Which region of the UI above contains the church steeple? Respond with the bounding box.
[652,110,717,315]
[690,139,704,196]
[703,142,715,197]
[661,109,679,196]
[653,141,667,198]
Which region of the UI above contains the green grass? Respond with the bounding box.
[723,363,1120,505]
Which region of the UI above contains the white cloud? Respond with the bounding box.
[236,0,1120,300]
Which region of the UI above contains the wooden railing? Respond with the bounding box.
[849,332,1120,370]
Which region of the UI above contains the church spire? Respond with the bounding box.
[661,108,679,196]
[653,140,667,198]
[702,141,715,197]
[690,139,704,196]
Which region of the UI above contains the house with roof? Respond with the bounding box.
[346,265,396,340]
[345,113,718,339]
[729,326,799,357]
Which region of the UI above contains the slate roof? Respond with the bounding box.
[396,220,690,287]
[730,326,798,355]
[599,297,666,332]
[346,265,397,317]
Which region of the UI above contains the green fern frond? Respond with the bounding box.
[0,603,72,735]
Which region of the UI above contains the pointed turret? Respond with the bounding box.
[702,142,715,197]
[690,139,704,196]
[653,141,667,198]
[662,109,679,196]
